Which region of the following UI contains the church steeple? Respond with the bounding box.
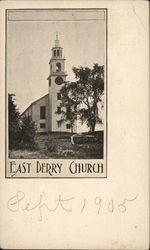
[48,33,69,132]
[47,33,67,87]
[51,32,62,59]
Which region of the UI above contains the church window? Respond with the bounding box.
[40,123,46,128]
[57,93,61,100]
[57,106,61,114]
[66,124,71,129]
[50,64,52,73]
[54,50,56,57]
[57,50,59,56]
[40,106,46,119]
[57,121,61,128]
[56,62,61,72]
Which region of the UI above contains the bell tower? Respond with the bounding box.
[47,33,68,131]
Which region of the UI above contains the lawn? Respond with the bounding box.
[9,131,103,159]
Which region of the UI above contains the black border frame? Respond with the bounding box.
[5,8,108,179]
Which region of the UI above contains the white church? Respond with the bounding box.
[22,34,77,133]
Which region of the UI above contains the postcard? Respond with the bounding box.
[0,1,149,249]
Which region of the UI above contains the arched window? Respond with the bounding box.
[50,64,52,73]
[56,62,61,72]
[54,50,56,57]
[57,50,59,56]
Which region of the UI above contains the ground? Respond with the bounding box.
[9,131,103,159]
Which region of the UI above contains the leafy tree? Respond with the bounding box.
[8,94,20,149]
[20,115,37,149]
[56,81,79,133]
[8,93,37,149]
[73,63,104,131]
[58,64,104,132]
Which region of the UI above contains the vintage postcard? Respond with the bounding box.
[0,1,149,249]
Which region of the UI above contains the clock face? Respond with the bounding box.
[55,76,63,85]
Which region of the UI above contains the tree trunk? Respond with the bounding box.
[92,92,97,132]
[91,122,96,132]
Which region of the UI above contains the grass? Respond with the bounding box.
[9,149,50,159]
[9,131,103,159]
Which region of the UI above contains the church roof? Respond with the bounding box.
[21,94,49,116]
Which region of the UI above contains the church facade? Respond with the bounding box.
[22,35,77,133]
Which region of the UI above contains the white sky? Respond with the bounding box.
[7,10,106,115]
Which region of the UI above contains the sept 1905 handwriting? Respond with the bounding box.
[7,191,138,221]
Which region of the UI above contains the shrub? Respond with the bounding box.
[46,142,57,152]
[20,115,37,149]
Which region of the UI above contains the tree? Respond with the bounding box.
[56,81,79,133]
[74,63,104,131]
[58,63,104,132]
[20,115,37,149]
[8,94,20,149]
[8,93,37,150]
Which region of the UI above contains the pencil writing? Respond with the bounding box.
[7,191,138,221]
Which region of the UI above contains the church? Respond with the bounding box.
[22,34,77,133]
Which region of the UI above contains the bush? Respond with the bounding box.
[45,141,57,152]
[20,115,37,149]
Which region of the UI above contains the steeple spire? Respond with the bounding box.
[55,31,60,47]
[56,31,58,40]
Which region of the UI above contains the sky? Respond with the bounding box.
[7,10,106,116]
